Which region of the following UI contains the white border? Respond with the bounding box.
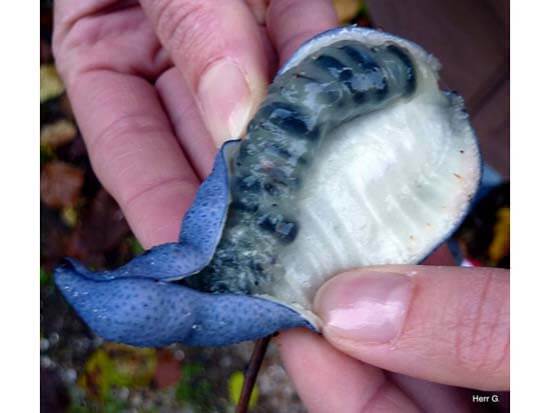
[0,2,40,411]
[511,1,550,411]
[1,1,545,411]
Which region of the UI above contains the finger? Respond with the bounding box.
[53,1,199,248]
[389,373,472,413]
[314,266,509,390]
[140,0,271,146]
[266,0,338,65]
[277,329,421,413]
[245,0,268,25]
[53,0,171,79]
[65,70,199,248]
[156,67,217,180]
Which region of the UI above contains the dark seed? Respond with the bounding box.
[275,220,299,243]
[339,44,379,71]
[339,68,354,81]
[257,213,282,232]
[353,91,367,104]
[258,101,313,136]
[257,213,299,243]
[231,196,259,212]
[234,175,260,192]
[313,54,347,78]
[386,45,416,95]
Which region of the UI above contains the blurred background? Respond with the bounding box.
[40,1,509,412]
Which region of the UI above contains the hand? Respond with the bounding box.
[52,0,338,248]
[278,265,510,412]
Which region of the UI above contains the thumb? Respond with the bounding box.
[314,265,510,391]
[140,0,270,146]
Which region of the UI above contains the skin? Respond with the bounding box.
[53,0,510,411]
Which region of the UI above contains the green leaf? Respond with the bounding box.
[127,236,144,256]
[228,371,259,408]
[40,144,56,164]
[175,363,214,408]
[61,206,78,228]
[40,267,51,285]
[40,65,65,103]
[78,344,156,400]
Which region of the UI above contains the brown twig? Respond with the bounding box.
[235,335,272,413]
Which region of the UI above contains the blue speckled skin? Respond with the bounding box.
[55,140,311,347]
[55,260,309,347]
[178,141,238,252]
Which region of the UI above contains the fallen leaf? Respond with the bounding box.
[78,344,156,400]
[40,65,64,103]
[153,349,182,389]
[228,370,259,408]
[41,162,84,209]
[61,206,78,228]
[67,189,130,262]
[40,38,52,64]
[489,207,510,265]
[40,144,56,165]
[41,119,77,148]
[41,95,74,125]
[333,0,361,23]
[40,206,70,264]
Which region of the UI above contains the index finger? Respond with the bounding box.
[266,0,338,65]
[278,329,422,413]
[139,0,271,146]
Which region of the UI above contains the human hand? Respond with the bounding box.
[278,265,510,412]
[52,0,338,248]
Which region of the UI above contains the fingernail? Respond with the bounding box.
[314,271,414,344]
[198,59,253,146]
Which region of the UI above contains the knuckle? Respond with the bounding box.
[267,0,335,59]
[452,271,509,378]
[269,0,332,20]
[87,113,177,205]
[51,4,70,59]
[90,113,164,155]
[267,0,300,26]
[50,10,101,84]
[153,0,219,61]
[51,15,76,80]
[359,380,393,413]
